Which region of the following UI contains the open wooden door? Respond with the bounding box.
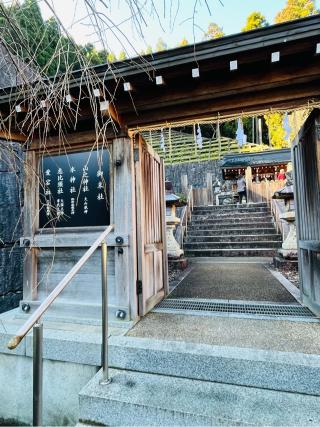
[292,109,320,315]
[134,135,168,316]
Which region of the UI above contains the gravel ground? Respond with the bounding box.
[273,264,300,288]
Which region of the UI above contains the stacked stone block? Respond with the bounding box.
[165,160,222,193]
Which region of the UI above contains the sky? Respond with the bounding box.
[38,0,320,56]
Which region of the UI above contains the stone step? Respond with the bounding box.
[193,207,270,215]
[190,216,273,225]
[186,227,278,236]
[106,336,320,396]
[79,344,320,426]
[188,221,275,230]
[185,248,278,257]
[191,212,271,220]
[184,241,282,250]
[185,234,282,243]
[193,203,268,211]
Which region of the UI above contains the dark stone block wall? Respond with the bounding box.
[165,160,222,193]
[0,142,24,314]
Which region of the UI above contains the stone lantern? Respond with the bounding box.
[273,183,297,260]
[165,184,186,259]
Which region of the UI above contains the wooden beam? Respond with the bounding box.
[0,130,26,143]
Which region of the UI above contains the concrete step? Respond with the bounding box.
[184,241,282,250]
[185,234,282,243]
[188,221,275,230]
[185,248,278,257]
[79,369,320,426]
[186,227,278,236]
[190,216,273,225]
[106,336,320,396]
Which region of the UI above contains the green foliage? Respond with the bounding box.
[156,38,167,52]
[0,0,79,75]
[107,52,116,63]
[118,50,127,61]
[264,113,288,148]
[275,0,317,23]
[145,45,153,54]
[82,44,106,65]
[242,12,269,31]
[204,22,225,40]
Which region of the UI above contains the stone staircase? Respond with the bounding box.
[78,335,320,426]
[184,202,282,257]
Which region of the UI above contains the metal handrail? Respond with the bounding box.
[7,224,114,350]
[7,224,114,425]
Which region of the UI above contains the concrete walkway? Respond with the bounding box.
[169,258,296,303]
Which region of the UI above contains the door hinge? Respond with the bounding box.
[136,280,143,294]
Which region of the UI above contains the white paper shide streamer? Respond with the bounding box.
[236,118,247,147]
[160,128,166,152]
[195,124,203,149]
[283,112,291,142]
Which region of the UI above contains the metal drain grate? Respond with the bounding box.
[154,299,315,317]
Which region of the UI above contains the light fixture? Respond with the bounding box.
[192,67,200,78]
[65,94,74,103]
[230,60,238,71]
[123,82,132,91]
[156,75,164,85]
[99,100,109,112]
[271,51,280,63]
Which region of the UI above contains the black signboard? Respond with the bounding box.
[39,149,110,228]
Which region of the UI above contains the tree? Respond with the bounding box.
[275,0,317,24]
[118,50,127,61]
[0,0,80,74]
[145,45,153,54]
[264,113,287,148]
[242,12,269,32]
[107,52,116,62]
[156,38,167,52]
[82,43,103,65]
[204,22,225,40]
[179,37,189,46]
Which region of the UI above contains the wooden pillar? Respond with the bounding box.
[23,151,39,301]
[206,173,213,206]
[113,137,137,321]
[245,166,252,203]
[181,174,188,195]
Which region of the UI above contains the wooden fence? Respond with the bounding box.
[247,180,285,204]
[180,171,285,207]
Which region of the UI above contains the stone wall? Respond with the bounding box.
[165,160,222,193]
[0,142,23,314]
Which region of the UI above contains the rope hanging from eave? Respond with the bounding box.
[130,100,320,135]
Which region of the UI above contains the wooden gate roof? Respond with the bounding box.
[0,15,319,139]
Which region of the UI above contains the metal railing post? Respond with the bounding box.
[100,241,110,385]
[33,322,43,427]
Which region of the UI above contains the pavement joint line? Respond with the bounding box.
[152,307,319,323]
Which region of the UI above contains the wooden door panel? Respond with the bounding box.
[135,136,168,316]
[292,109,320,315]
